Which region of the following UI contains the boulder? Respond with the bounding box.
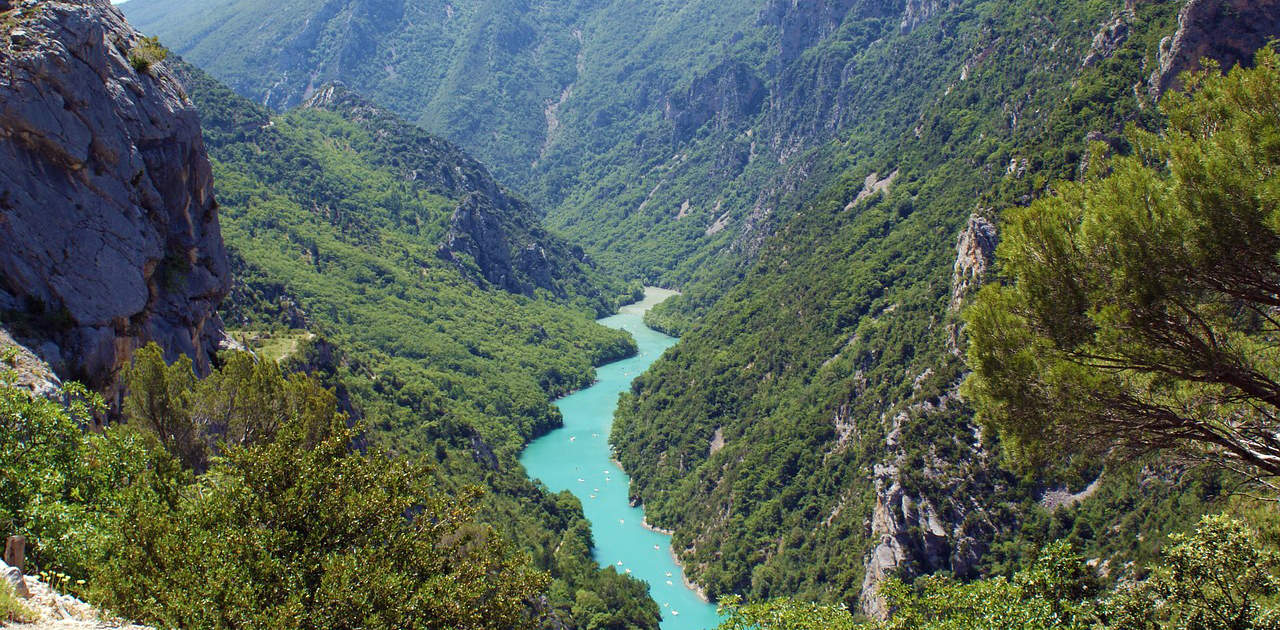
[1,563,29,599]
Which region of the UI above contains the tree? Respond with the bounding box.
[0,349,151,583]
[716,596,860,630]
[873,515,1277,630]
[964,48,1280,481]
[1103,514,1280,630]
[123,345,201,469]
[99,348,549,629]
[880,541,1095,630]
[124,344,343,472]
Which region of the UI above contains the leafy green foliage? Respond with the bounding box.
[893,514,1280,630]
[964,49,1280,480]
[93,346,548,629]
[0,351,148,583]
[881,541,1096,630]
[722,515,1279,630]
[979,459,1231,583]
[122,344,344,473]
[0,343,553,628]
[1106,514,1280,630]
[0,579,36,623]
[717,596,860,630]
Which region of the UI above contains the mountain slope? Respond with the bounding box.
[171,63,658,629]
[613,0,1280,615]
[120,0,605,188]
[120,0,833,285]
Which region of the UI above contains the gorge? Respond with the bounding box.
[2,0,1280,628]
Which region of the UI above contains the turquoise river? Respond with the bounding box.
[520,288,724,630]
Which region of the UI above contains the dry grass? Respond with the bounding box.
[231,329,315,363]
[0,579,39,624]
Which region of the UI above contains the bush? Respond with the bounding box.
[90,344,549,629]
[1103,514,1280,630]
[0,580,36,624]
[717,596,859,630]
[0,350,150,583]
[128,36,168,73]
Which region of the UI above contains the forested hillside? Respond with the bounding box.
[121,0,957,286]
[169,63,659,628]
[614,0,1280,614]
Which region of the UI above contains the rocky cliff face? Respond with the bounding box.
[949,213,997,312]
[0,0,230,396]
[857,216,1002,618]
[301,83,598,302]
[858,403,1003,620]
[758,0,865,64]
[664,61,766,143]
[439,193,532,294]
[1150,0,1280,97]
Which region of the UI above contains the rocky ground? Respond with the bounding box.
[4,562,149,630]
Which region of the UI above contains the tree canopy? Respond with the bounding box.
[964,48,1280,481]
[1,345,550,629]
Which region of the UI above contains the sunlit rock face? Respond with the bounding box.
[0,0,230,398]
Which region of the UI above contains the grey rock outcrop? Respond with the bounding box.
[0,0,230,397]
[0,327,61,396]
[858,398,1004,619]
[946,212,997,356]
[949,213,997,312]
[1082,5,1134,68]
[1,562,28,599]
[758,0,864,64]
[439,193,526,294]
[1150,0,1280,98]
[899,0,956,35]
[664,61,766,143]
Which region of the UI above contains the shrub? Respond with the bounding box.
[0,580,36,624]
[127,36,168,73]
[93,345,549,628]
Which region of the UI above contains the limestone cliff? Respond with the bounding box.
[0,0,230,397]
[949,213,997,313]
[301,83,601,303]
[1150,0,1280,97]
